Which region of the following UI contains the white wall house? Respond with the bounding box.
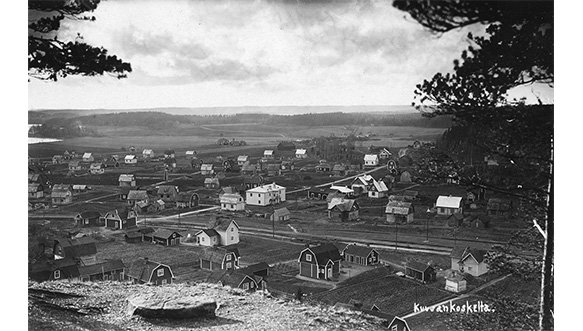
[436,196,463,215]
[246,183,286,206]
[295,149,307,159]
[364,154,379,167]
[124,154,137,165]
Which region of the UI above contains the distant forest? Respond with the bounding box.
[29,111,452,138]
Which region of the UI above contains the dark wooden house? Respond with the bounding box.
[103,208,138,230]
[126,258,174,285]
[199,246,240,271]
[143,229,182,246]
[298,243,342,281]
[405,261,436,283]
[74,211,103,227]
[341,244,379,266]
[176,192,199,209]
[53,237,97,266]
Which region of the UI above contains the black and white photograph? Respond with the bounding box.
[24,0,556,330]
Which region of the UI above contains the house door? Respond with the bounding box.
[327,267,332,279]
[115,221,119,229]
[171,239,175,246]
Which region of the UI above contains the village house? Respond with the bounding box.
[328,199,360,222]
[74,210,102,227]
[387,317,411,331]
[385,201,415,224]
[246,183,286,206]
[30,259,126,283]
[263,150,275,160]
[157,185,179,202]
[124,227,154,243]
[176,192,199,209]
[351,175,374,196]
[52,155,65,164]
[237,155,249,166]
[315,163,332,172]
[201,163,214,175]
[332,164,347,176]
[243,175,263,189]
[405,261,436,283]
[386,159,398,171]
[164,157,177,170]
[164,149,175,158]
[89,163,105,174]
[200,246,241,271]
[445,270,467,293]
[206,269,262,292]
[51,184,73,205]
[72,184,89,194]
[379,148,392,159]
[447,213,465,227]
[450,246,490,277]
[214,220,240,246]
[185,150,197,158]
[341,244,379,266]
[142,149,154,159]
[118,174,136,187]
[143,229,182,246]
[195,229,221,247]
[68,160,82,171]
[28,183,44,199]
[204,177,220,189]
[277,141,296,150]
[219,186,239,197]
[465,214,491,228]
[487,198,513,218]
[436,196,463,216]
[103,208,138,230]
[126,258,174,285]
[53,237,97,266]
[78,259,126,282]
[270,207,291,222]
[298,243,342,281]
[368,179,389,198]
[295,149,307,158]
[307,187,330,200]
[363,154,379,167]
[104,157,120,168]
[329,185,355,197]
[127,190,149,206]
[82,152,94,162]
[124,154,137,165]
[220,193,246,211]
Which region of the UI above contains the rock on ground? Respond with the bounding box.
[126,294,217,320]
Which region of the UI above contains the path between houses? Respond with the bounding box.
[400,273,512,319]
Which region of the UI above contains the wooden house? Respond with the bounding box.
[89,163,105,174]
[163,149,175,158]
[246,183,286,206]
[53,237,97,266]
[277,141,296,150]
[315,163,332,172]
[104,157,120,168]
[387,317,411,331]
[74,211,102,227]
[206,269,262,292]
[195,229,221,247]
[386,159,398,171]
[307,187,330,200]
[201,164,214,175]
[72,184,89,194]
[298,243,342,281]
[436,196,463,216]
[405,261,436,283]
[266,163,281,177]
[29,259,80,282]
[243,175,263,189]
[447,213,465,227]
[144,229,182,246]
[127,190,149,206]
[240,262,270,278]
[204,177,220,189]
[363,154,379,167]
[379,148,392,160]
[445,270,467,293]
[200,246,240,271]
[295,149,307,159]
[157,185,179,202]
[51,184,73,205]
[214,220,240,246]
[104,208,138,230]
[465,214,491,228]
[124,154,137,165]
[270,207,291,222]
[176,192,199,209]
[351,175,374,196]
[220,193,246,211]
[237,155,249,166]
[118,174,136,187]
[330,164,346,177]
[142,149,154,159]
[368,180,389,198]
[487,198,513,218]
[342,244,379,266]
[28,183,44,199]
[399,170,412,183]
[126,258,174,285]
[450,246,489,277]
[78,259,126,282]
[68,161,82,171]
[329,200,360,221]
[124,231,143,243]
[82,152,94,162]
[385,201,414,224]
[263,150,275,159]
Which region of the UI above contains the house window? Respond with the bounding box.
[391,325,398,331]
[161,279,167,284]
[54,270,61,279]
[226,262,232,269]
[231,227,234,232]
[306,254,312,262]
[242,283,249,290]
[202,237,205,242]
[250,282,254,288]
[231,236,234,241]
[157,268,164,277]
[226,255,231,261]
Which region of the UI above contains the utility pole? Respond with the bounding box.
[395,221,398,251]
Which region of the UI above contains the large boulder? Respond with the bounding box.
[126,294,217,319]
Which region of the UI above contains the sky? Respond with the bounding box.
[27,0,553,110]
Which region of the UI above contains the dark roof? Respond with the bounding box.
[176,192,197,202]
[332,200,359,212]
[55,237,97,258]
[135,227,155,234]
[214,220,239,232]
[239,262,269,275]
[127,190,149,200]
[306,243,342,265]
[157,185,178,195]
[124,232,142,239]
[451,246,488,263]
[197,229,220,237]
[343,244,377,258]
[206,270,255,288]
[78,259,125,276]
[200,246,240,264]
[406,261,434,273]
[127,258,170,283]
[77,211,101,219]
[487,198,513,211]
[272,207,291,218]
[151,229,182,240]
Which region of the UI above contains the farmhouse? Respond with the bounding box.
[246,183,286,206]
[74,211,102,227]
[126,258,174,285]
[270,207,291,222]
[237,155,249,166]
[405,261,436,283]
[89,163,105,174]
[295,149,307,158]
[487,198,513,218]
[450,246,490,277]
[436,196,463,216]
[68,161,82,171]
[298,243,342,281]
[142,149,154,159]
[328,199,360,221]
[206,269,262,292]
[204,177,220,189]
[201,163,214,175]
[385,201,415,224]
[28,183,44,199]
[176,192,199,209]
[124,154,137,165]
[53,237,97,266]
[263,150,275,159]
[82,153,94,162]
[368,179,389,198]
[315,163,332,172]
[164,149,175,158]
[445,270,467,293]
[220,193,246,211]
[118,174,136,187]
[51,184,73,205]
[103,208,138,230]
[243,175,263,189]
[157,185,179,202]
[200,246,241,271]
[127,190,149,206]
[195,229,221,247]
[342,244,379,266]
[214,220,240,246]
[144,229,182,246]
[379,148,392,159]
[363,154,379,167]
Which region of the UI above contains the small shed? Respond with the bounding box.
[405,261,436,283]
[385,201,414,224]
[445,270,467,293]
[270,207,291,222]
[204,177,220,189]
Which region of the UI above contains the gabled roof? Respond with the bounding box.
[246,183,285,193]
[204,177,220,184]
[385,201,413,215]
[220,193,244,204]
[55,237,97,258]
[329,186,354,194]
[487,198,513,211]
[185,150,196,155]
[450,246,488,264]
[78,259,125,277]
[436,196,463,209]
[237,155,249,161]
[51,184,72,197]
[157,185,178,195]
[295,149,307,155]
[371,180,388,192]
[364,154,379,161]
[90,163,103,169]
[127,258,173,283]
[142,149,154,154]
[127,190,149,200]
[214,220,239,232]
[406,261,434,273]
[332,164,346,171]
[331,199,359,212]
[76,210,101,219]
[196,228,220,237]
[151,229,182,240]
[28,183,42,193]
[200,246,240,263]
[343,244,377,258]
[124,154,136,160]
[272,207,290,218]
[220,187,239,195]
[206,270,257,289]
[263,150,274,156]
[201,164,214,170]
[118,174,135,182]
[176,192,197,203]
[239,262,270,275]
[82,153,92,158]
[301,243,342,265]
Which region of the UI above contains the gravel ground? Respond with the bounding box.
[28,281,389,331]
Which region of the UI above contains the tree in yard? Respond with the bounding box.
[392,1,553,330]
[28,0,131,81]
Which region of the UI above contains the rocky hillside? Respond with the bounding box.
[28,281,388,331]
